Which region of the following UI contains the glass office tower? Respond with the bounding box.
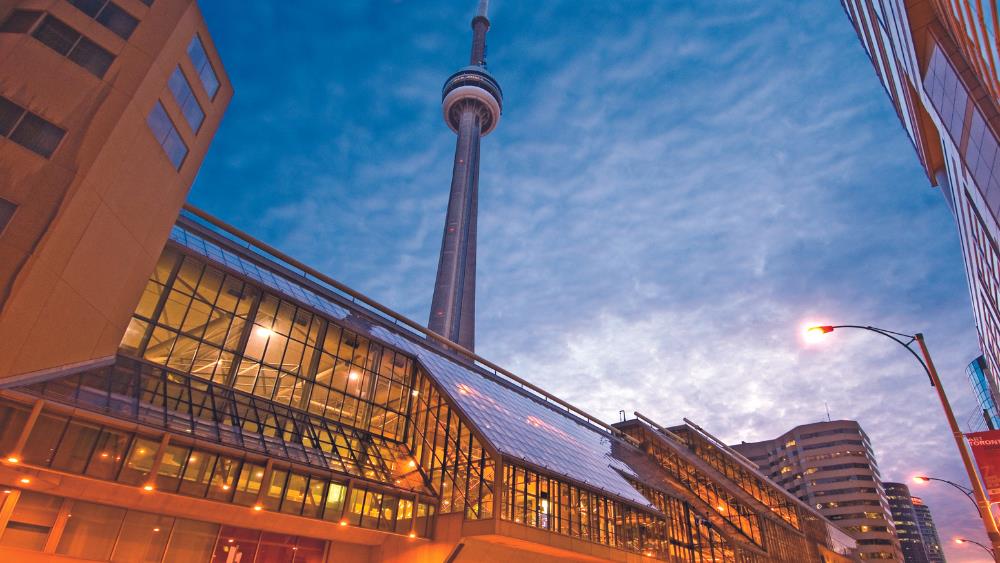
[840,0,1000,429]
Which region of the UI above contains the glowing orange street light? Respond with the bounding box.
[912,475,977,510]
[954,537,995,558]
[804,325,834,340]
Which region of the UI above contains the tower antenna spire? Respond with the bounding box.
[428,2,503,351]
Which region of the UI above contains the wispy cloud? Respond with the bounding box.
[193,1,987,559]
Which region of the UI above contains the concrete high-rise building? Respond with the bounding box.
[912,497,946,563]
[733,420,903,560]
[0,0,232,385]
[839,0,1000,416]
[0,2,863,562]
[427,0,502,351]
[884,482,930,563]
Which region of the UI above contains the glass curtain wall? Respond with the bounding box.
[407,367,494,519]
[619,426,764,547]
[0,399,437,538]
[500,463,675,559]
[122,248,415,442]
[671,427,800,528]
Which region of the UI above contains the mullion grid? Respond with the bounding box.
[503,463,681,559]
[653,441,764,548]
[686,432,799,529]
[126,249,424,443]
[405,367,492,517]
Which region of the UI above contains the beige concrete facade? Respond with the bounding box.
[734,421,901,561]
[0,0,231,383]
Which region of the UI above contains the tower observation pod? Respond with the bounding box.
[428,0,502,351]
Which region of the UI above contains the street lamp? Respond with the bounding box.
[956,537,996,558]
[913,475,977,510]
[806,324,1000,557]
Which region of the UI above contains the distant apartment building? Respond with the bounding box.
[733,420,902,560]
[884,482,930,563]
[840,0,1000,418]
[912,497,946,563]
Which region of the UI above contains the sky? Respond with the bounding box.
[192,1,989,560]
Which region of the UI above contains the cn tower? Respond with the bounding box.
[427,0,502,351]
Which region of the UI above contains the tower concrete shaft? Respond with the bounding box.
[428,2,502,351]
[429,110,481,349]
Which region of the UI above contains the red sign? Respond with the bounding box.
[968,430,1000,502]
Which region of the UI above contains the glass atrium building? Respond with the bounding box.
[0,209,858,562]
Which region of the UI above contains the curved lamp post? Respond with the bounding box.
[956,537,996,559]
[913,475,977,510]
[806,325,1000,558]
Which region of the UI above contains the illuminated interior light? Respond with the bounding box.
[255,326,274,337]
[411,390,419,397]
[253,504,263,511]
[100,452,109,458]
[408,532,416,539]
[407,460,417,469]
[6,456,19,464]
[222,484,231,490]
[152,527,161,532]
[349,371,360,381]
[2,490,11,494]
[19,478,30,484]
[340,520,348,527]
[228,539,235,544]
[143,484,154,492]
[256,472,264,478]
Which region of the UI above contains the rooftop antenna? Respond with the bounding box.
[824,401,831,422]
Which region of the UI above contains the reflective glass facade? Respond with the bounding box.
[968,355,1000,431]
[841,0,1000,448]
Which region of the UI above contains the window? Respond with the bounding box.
[146,101,187,169]
[0,491,62,551]
[0,96,66,158]
[0,198,16,235]
[56,501,127,560]
[69,0,138,39]
[168,67,204,132]
[187,35,219,99]
[30,16,115,78]
[0,10,42,33]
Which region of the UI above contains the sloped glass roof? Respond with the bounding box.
[373,326,654,508]
[169,226,350,321]
[15,355,430,494]
[171,220,655,509]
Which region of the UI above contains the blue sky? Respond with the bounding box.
[192,1,987,559]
